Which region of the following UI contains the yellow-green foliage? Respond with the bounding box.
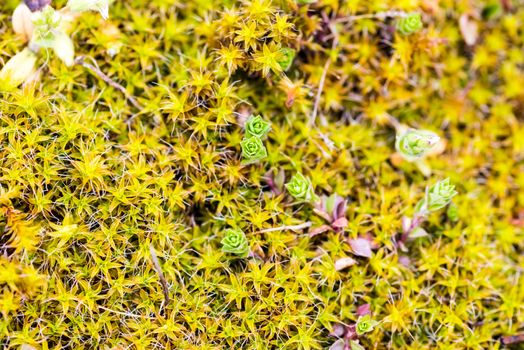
[0,0,523,349]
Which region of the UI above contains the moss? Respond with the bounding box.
[0,0,523,349]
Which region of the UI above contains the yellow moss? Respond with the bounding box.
[0,0,522,349]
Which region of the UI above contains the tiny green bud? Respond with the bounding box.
[482,3,502,20]
[397,13,423,35]
[446,202,459,222]
[31,6,62,48]
[285,172,318,202]
[277,48,296,71]
[66,0,110,19]
[395,129,440,161]
[416,178,458,213]
[245,115,271,139]
[355,315,378,335]
[221,229,249,257]
[240,136,267,164]
[0,48,38,90]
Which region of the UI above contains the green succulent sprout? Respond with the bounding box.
[66,0,110,19]
[355,315,379,335]
[221,229,249,257]
[245,115,271,139]
[31,6,63,48]
[31,6,75,66]
[285,172,318,202]
[397,13,423,35]
[396,129,440,161]
[240,136,268,164]
[416,178,458,214]
[278,48,296,71]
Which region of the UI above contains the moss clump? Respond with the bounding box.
[0,0,523,349]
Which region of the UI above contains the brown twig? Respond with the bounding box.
[149,244,170,308]
[75,56,142,110]
[501,334,524,345]
[310,25,338,126]
[256,222,312,234]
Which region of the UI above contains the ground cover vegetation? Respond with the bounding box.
[0,0,523,348]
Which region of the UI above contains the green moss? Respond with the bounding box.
[0,0,523,349]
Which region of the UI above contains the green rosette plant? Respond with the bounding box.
[240,136,268,164]
[30,6,76,66]
[355,315,379,335]
[395,129,440,161]
[245,115,271,139]
[397,13,423,35]
[416,178,458,214]
[285,172,318,202]
[221,229,249,257]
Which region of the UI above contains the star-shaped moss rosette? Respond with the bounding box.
[221,228,249,258]
[245,115,271,139]
[285,172,319,203]
[397,13,423,35]
[240,136,268,164]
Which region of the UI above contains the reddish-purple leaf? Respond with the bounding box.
[329,323,347,338]
[332,217,348,229]
[348,238,372,258]
[398,255,411,267]
[356,303,371,316]
[313,208,332,222]
[334,198,347,221]
[309,225,332,237]
[329,339,345,350]
[334,257,357,271]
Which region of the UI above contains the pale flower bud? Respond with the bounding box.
[12,4,34,42]
[0,48,38,90]
[67,0,110,19]
[52,32,75,66]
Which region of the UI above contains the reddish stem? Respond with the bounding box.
[399,213,426,244]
